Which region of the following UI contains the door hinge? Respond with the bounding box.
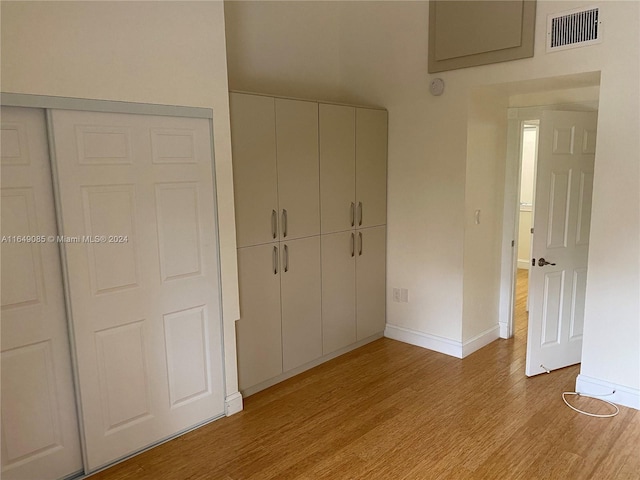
[530,227,534,234]
[511,240,515,247]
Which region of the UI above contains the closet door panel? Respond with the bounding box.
[356,226,387,340]
[275,99,320,240]
[356,109,387,229]
[230,93,279,247]
[320,104,356,234]
[281,236,322,371]
[236,243,283,391]
[50,109,225,472]
[0,107,82,480]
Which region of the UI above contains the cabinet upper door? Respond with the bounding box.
[230,93,279,248]
[275,99,320,240]
[356,108,387,229]
[320,104,356,234]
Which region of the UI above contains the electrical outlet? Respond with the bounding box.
[392,288,401,302]
[401,288,409,303]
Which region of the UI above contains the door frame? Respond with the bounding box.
[0,92,230,476]
[498,102,599,340]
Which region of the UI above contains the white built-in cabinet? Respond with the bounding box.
[230,92,387,394]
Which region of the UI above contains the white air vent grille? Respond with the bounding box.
[547,6,601,52]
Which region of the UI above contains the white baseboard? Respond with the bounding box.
[384,324,463,358]
[462,325,500,357]
[517,260,530,270]
[499,322,510,339]
[575,374,640,410]
[384,324,500,359]
[225,391,243,416]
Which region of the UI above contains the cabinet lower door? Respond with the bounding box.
[281,236,322,371]
[236,243,283,391]
[356,226,387,340]
[50,109,226,472]
[1,107,83,480]
[321,231,356,354]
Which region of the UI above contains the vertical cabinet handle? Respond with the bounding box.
[284,244,289,272]
[351,232,355,257]
[350,202,355,227]
[273,245,279,274]
[358,232,363,256]
[282,209,288,238]
[358,201,363,226]
[271,210,277,239]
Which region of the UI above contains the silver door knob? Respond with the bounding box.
[538,258,556,267]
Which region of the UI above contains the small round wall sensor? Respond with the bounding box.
[429,78,445,96]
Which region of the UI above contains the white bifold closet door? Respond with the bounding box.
[49,109,226,472]
[1,107,83,480]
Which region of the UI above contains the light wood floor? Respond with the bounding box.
[91,270,639,479]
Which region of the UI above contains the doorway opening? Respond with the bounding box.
[505,104,599,376]
[514,121,539,342]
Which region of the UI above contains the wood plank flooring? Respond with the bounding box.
[90,270,639,479]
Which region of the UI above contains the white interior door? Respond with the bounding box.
[1,107,83,480]
[526,110,597,376]
[49,109,225,471]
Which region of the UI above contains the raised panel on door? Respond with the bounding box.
[356,108,387,229]
[275,98,320,240]
[1,107,82,480]
[321,231,356,355]
[319,104,356,234]
[235,243,283,391]
[356,226,386,340]
[230,93,279,247]
[50,109,225,472]
[281,236,322,371]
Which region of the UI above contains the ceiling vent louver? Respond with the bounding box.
[547,6,602,52]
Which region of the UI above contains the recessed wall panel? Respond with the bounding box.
[151,129,196,164]
[541,271,564,346]
[1,342,61,464]
[547,171,571,249]
[155,183,202,281]
[82,185,138,294]
[163,306,211,407]
[76,126,131,165]
[1,189,43,308]
[95,320,151,433]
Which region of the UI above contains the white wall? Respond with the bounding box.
[224,1,639,397]
[1,0,242,402]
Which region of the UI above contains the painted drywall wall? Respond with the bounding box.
[1,0,242,401]
[224,1,639,395]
